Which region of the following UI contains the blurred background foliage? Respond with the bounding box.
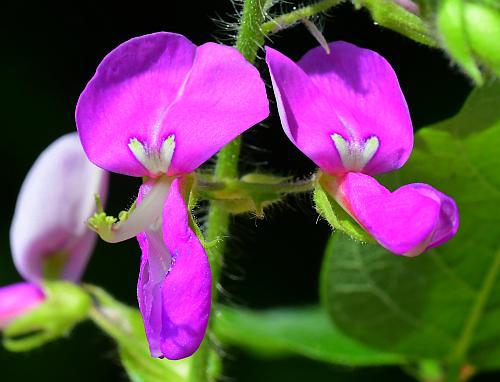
[3,0,499,380]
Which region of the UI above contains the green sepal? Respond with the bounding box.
[3,281,91,352]
[199,173,290,218]
[313,176,374,243]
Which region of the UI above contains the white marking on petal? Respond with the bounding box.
[357,136,379,169]
[331,134,380,172]
[331,134,355,169]
[128,135,176,176]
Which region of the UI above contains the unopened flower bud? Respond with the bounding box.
[10,133,109,283]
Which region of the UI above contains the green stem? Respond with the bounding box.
[445,248,500,382]
[236,0,267,62]
[261,0,341,35]
[196,176,316,195]
[188,1,267,381]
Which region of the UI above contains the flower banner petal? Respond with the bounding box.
[77,32,197,177]
[298,41,413,175]
[266,46,348,175]
[162,42,269,175]
[77,32,269,177]
[266,42,413,176]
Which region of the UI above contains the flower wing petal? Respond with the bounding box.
[265,46,348,174]
[136,178,211,360]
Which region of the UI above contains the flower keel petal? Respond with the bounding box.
[407,183,459,249]
[328,172,444,256]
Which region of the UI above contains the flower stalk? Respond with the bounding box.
[261,0,341,35]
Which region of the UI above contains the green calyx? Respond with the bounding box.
[196,172,315,218]
[3,281,92,352]
[313,172,375,243]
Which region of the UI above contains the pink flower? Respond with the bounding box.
[266,42,458,256]
[11,133,108,282]
[1,133,108,327]
[76,32,269,359]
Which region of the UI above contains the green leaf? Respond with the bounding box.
[321,83,500,370]
[214,305,404,366]
[313,181,375,243]
[3,281,91,352]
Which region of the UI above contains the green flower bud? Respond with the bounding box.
[464,2,500,77]
[3,281,91,352]
[437,0,483,84]
[437,0,500,83]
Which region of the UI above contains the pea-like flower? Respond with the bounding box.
[265,42,458,256]
[0,133,108,327]
[76,32,269,359]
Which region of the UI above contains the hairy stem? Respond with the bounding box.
[261,0,341,35]
[196,176,316,194]
[188,1,267,381]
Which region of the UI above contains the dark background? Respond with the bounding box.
[1,1,492,381]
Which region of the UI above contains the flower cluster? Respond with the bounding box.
[266,42,458,256]
[1,32,459,362]
[76,32,269,359]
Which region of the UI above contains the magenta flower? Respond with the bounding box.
[1,133,108,326]
[76,32,269,359]
[265,42,458,256]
